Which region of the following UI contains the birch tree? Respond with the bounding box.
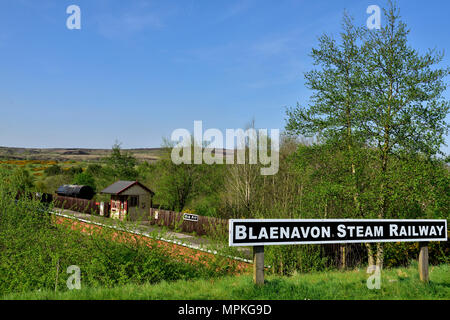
[361,1,449,268]
[286,1,449,269]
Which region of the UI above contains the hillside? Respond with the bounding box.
[0,146,164,162]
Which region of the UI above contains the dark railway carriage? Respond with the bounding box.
[56,184,95,200]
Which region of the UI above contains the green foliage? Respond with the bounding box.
[145,147,226,212]
[192,196,220,217]
[104,142,138,181]
[67,166,83,176]
[1,2,447,284]
[285,12,367,145]
[44,164,62,176]
[383,242,449,268]
[85,164,102,176]
[3,264,450,300]
[10,167,35,192]
[72,172,96,192]
[0,167,229,296]
[36,174,72,194]
[265,245,331,275]
[285,1,449,267]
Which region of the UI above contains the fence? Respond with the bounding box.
[54,195,99,215]
[149,208,228,237]
[147,209,365,267]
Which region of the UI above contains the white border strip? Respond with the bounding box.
[229,219,448,247]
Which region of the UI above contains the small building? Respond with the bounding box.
[56,184,95,200]
[101,180,154,221]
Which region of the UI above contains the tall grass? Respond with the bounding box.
[3,263,449,300]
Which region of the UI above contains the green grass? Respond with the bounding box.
[3,263,449,300]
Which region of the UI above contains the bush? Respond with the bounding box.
[67,166,83,176]
[72,172,96,192]
[85,164,102,176]
[265,245,331,275]
[383,241,449,268]
[0,168,232,295]
[44,165,62,176]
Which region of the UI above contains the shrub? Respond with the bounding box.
[0,167,231,295]
[383,241,449,268]
[72,172,96,192]
[44,164,62,176]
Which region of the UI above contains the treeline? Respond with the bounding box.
[12,135,448,271]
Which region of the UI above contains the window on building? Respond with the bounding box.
[129,196,139,207]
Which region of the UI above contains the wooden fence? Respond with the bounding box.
[54,195,99,215]
[149,208,228,237]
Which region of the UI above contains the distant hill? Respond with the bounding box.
[0,146,236,163]
[0,146,164,162]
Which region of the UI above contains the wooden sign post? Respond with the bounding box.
[253,246,264,285]
[418,242,429,283]
[229,219,447,285]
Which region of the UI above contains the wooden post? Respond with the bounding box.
[340,244,346,270]
[418,242,429,283]
[253,246,264,285]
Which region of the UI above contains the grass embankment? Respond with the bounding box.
[3,263,449,300]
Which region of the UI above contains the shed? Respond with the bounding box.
[56,184,95,200]
[101,180,154,221]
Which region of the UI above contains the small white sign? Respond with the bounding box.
[183,213,199,222]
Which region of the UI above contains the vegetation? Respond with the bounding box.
[2,263,449,300]
[286,1,449,269]
[0,1,448,300]
[0,167,234,297]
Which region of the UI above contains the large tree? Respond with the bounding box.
[104,142,138,181]
[286,12,367,215]
[286,1,449,268]
[286,12,369,267]
[360,2,449,268]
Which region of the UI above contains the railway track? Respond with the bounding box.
[51,208,253,273]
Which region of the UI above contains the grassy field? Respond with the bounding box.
[3,263,449,300]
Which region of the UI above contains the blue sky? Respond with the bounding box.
[0,0,449,154]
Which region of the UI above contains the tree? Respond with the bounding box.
[286,12,369,267]
[153,147,217,212]
[11,168,35,193]
[72,172,96,192]
[286,1,449,269]
[223,121,264,219]
[286,12,367,216]
[360,1,449,268]
[104,142,138,181]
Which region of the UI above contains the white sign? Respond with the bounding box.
[229,219,448,247]
[183,213,199,222]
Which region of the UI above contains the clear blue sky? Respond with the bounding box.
[0,0,449,154]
